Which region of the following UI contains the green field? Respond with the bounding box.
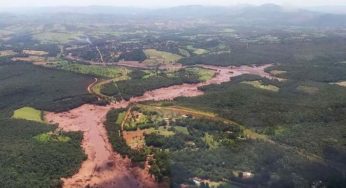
[34,132,71,143]
[173,126,189,135]
[12,107,43,122]
[144,127,175,137]
[241,80,280,92]
[56,60,129,78]
[33,32,83,44]
[186,45,209,55]
[144,49,183,64]
[186,67,215,81]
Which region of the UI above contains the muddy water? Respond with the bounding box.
[45,64,277,188]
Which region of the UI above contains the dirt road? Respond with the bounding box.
[45,64,278,188]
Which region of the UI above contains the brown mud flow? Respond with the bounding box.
[45,64,278,188]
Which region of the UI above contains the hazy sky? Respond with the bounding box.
[1,0,346,8]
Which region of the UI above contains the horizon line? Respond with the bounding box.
[1,3,346,9]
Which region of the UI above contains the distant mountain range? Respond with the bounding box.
[1,4,346,27]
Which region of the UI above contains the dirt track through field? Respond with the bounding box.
[45,64,278,188]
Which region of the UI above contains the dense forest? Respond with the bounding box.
[0,63,94,187]
[0,120,85,187]
[118,49,147,62]
[0,63,96,117]
[174,62,346,187]
[179,37,346,66]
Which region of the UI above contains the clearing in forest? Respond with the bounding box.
[241,80,280,92]
[23,50,49,56]
[56,60,129,78]
[186,45,209,55]
[144,49,182,64]
[12,107,43,123]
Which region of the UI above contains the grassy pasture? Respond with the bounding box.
[241,80,279,92]
[144,49,182,64]
[23,50,48,56]
[33,32,83,44]
[186,45,209,55]
[296,85,319,94]
[144,127,175,137]
[12,56,46,63]
[34,132,71,143]
[12,107,43,122]
[186,67,215,81]
[173,126,189,135]
[56,60,129,78]
[178,48,191,57]
[270,70,287,76]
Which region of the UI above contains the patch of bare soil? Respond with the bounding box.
[45,64,278,188]
[123,130,145,149]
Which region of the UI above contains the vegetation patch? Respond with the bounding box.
[56,60,129,78]
[172,126,189,135]
[33,32,83,44]
[241,80,279,92]
[0,119,85,187]
[23,50,48,56]
[178,48,191,57]
[270,70,287,76]
[203,133,219,149]
[104,109,146,163]
[186,67,215,81]
[114,104,247,185]
[100,69,201,100]
[12,56,46,63]
[12,107,43,122]
[296,85,319,94]
[144,49,182,64]
[144,127,175,137]
[186,45,209,55]
[34,132,71,143]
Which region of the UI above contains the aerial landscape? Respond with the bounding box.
[1,0,346,187]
